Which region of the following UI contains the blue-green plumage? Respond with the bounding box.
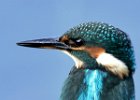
[61,67,135,100]
[64,22,135,70]
[17,22,135,100]
[60,22,135,100]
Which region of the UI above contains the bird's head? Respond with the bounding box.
[17,22,135,79]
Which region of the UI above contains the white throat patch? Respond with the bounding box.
[63,51,84,69]
[96,52,129,78]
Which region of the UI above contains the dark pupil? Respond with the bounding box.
[73,39,83,46]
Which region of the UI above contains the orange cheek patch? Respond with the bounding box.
[85,47,105,58]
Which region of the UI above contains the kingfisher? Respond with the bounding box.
[17,22,135,100]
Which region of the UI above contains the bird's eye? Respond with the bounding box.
[74,39,84,46]
[76,39,82,43]
[59,36,84,47]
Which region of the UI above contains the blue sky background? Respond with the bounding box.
[0,0,140,100]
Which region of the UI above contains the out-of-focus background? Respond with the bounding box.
[0,0,139,100]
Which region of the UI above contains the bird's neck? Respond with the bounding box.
[60,67,135,100]
[78,69,107,100]
[60,67,107,100]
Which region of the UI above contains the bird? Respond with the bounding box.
[17,22,135,100]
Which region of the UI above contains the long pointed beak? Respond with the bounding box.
[17,38,70,50]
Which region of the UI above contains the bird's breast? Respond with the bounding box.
[78,69,107,100]
[60,67,107,100]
